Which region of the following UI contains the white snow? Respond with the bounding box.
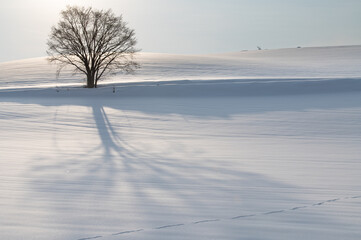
[1,45,361,89]
[0,46,361,240]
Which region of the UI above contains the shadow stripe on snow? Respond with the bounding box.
[1,78,361,98]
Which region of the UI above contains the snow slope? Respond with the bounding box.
[0,46,361,240]
[1,45,361,89]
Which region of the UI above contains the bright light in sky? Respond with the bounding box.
[0,0,361,62]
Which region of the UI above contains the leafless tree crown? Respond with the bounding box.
[47,6,139,88]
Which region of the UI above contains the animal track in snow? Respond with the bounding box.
[154,223,185,230]
[78,236,103,240]
[111,229,144,236]
[192,219,220,224]
[231,214,256,219]
[76,195,360,240]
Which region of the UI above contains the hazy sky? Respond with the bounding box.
[1,0,360,62]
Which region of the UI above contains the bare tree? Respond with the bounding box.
[47,6,139,88]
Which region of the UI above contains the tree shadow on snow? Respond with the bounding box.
[11,99,354,239]
[2,85,359,238]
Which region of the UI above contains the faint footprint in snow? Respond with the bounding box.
[263,210,285,215]
[112,229,143,235]
[351,195,361,199]
[313,202,325,206]
[231,214,256,219]
[154,223,185,229]
[75,195,361,240]
[77,236,102,240]
[192,219,220,224]
[290,206,307,211]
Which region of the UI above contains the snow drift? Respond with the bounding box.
[1,45,361,90]
[0,46,361,240]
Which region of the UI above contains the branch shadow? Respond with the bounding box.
[2,88,359,239]
[19,100,305,239]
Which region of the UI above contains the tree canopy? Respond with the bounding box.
[47,6,139,88]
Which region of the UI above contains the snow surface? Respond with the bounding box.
[0,46,361,240]
[1,45,361,89]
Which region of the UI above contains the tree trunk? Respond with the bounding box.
[95,78,99,88]
[86,74,95,88]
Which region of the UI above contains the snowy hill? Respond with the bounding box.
[1,45,361,91]
[1,46,361,240]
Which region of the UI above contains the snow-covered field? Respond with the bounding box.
[1,46,361,240]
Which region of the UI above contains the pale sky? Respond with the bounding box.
[0,0,360,62]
